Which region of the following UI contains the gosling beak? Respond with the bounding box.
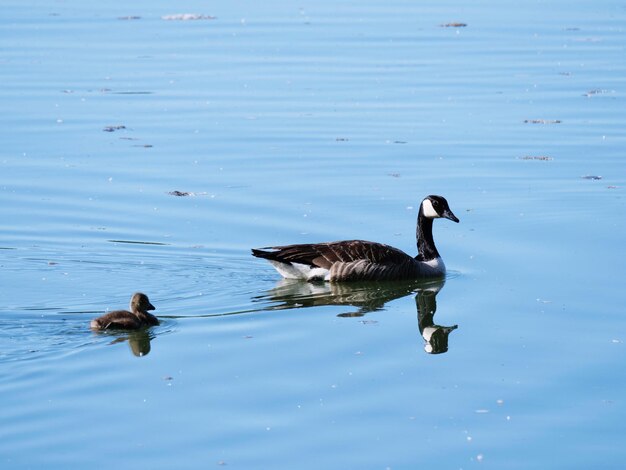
[443,209,459,223]
[147,302,156,311]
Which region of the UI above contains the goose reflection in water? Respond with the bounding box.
[414,282,457,354]
[101,329,154,357]
[257,278,458,354]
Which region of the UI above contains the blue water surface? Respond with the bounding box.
[1,0,625,468]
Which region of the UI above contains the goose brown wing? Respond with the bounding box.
[252,240,413,269]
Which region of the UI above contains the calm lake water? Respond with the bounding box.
[1,0,625,468]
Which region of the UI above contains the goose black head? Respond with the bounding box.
[421,195,459,223]
[130,292,156,313]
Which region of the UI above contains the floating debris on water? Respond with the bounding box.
[583,89,614,97]
[581,175,602,180]
[519,155,553,161]
[524,119,562,124]
[118,16,141,20]
[441,22,467,27]
[573,37,602,43]
[167,190,208,197]
[162,13,216,21]
[103,125,126,132]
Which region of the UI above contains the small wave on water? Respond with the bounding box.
[0,241,266,361]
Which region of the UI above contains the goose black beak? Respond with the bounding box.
[147,302,156,311]
[443,209,459,223]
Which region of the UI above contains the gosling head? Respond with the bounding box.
[130,292,155,314]
[421,195,459,223]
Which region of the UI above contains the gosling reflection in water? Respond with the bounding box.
[259,278,458,354]
[108,330,154,357]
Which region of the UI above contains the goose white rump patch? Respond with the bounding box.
[269,260,330,281]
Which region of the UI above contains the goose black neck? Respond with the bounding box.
[416,209,440,261]
[416,290,437,332]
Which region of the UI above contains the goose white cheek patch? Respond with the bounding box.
[421,199,440,218]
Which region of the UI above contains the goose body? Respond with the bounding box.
[90,292,159,330]
[252,195,459,282]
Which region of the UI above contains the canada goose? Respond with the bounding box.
[252,195,459,281]
[90,293,159,330]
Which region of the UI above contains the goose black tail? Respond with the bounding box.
[251,248,280,261]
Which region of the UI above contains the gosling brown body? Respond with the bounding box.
[90,293,158,330]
